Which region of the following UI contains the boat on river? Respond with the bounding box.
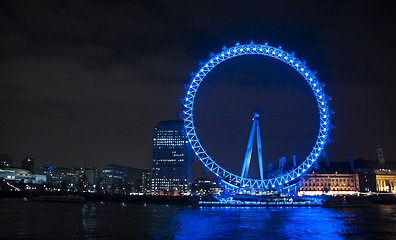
[199,196,323,207]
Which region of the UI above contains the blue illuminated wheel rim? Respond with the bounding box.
[181,41,331,190]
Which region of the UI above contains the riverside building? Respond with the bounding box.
[354,157,396,193]
[298,151,396,196]
[36,166,99,191]
[297,161,360,196]
[150,120,193,195]
[101,164,144,194]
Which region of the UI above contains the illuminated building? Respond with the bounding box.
[193,178,223,196]
[150,120,193,195]
[84,167,100,189]
[141,170,150,193]
[71,167,100,191]
[0,167,46,183]
[375,168,396,193]
[373,147,396,193]
[36,166,99,190]
[21,157,34,171]
[101,164,145,194]
[36,166,75,187]
[299,152,396,195]
[0,167,34,181]
[354,156,396,193]
[354,158,378,192]
[298,161,359,196]
[354,155,396,193]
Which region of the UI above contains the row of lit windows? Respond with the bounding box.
[153,178,187,182]
[154,138,184,142]
[156,130,181,133]
[155,139,184,143]
[153,166,188,170]
[155,135,184,139]
[152,184,189,190]
[155,135,183,138]
[154,142,185,146]
[155,145,185,149]
[152,184,187,188]
[306,183,352,187]
[154,159,184,162]
[305,179,354,183]
[153,174,188,179]
[153,173,188,177]
[301,187,355,191]
[154,164,188,168]
[153,167,187,171]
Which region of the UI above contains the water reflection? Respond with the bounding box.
[81,203,97,233]
[1,198,396,239]
[165,207,348,240]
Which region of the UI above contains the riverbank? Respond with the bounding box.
[0,190,201,205]
[2,190,396,205]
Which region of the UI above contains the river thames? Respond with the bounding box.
[1,198,396,239]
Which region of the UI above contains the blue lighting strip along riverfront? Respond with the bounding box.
[199,201,322,207]
[181,41,332,190]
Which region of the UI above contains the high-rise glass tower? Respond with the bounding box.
[150,120,193,195]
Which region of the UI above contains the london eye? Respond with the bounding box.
[181,41,332,191]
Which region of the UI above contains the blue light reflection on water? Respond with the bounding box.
[1,198,396,239]
[164,207,348,240]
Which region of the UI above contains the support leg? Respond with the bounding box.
[241,120,256,178]
[256,121,264,181]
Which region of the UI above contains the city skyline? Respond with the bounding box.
[0,1,395,171]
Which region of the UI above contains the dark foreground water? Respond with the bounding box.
[1,198,396,239]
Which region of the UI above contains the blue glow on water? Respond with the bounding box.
[162,207,371,240]
[2,199,396,239]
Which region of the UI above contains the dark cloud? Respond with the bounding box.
[0,0,394,174]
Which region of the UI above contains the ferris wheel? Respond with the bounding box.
[181,41,332,190]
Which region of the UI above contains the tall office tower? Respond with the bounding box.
[141,170,150,193]
[84,167,100,188]
[150,120,193,195]
[0,154,12,167]
[21,157,34,171]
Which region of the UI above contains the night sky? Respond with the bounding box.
[0,1,395,175]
